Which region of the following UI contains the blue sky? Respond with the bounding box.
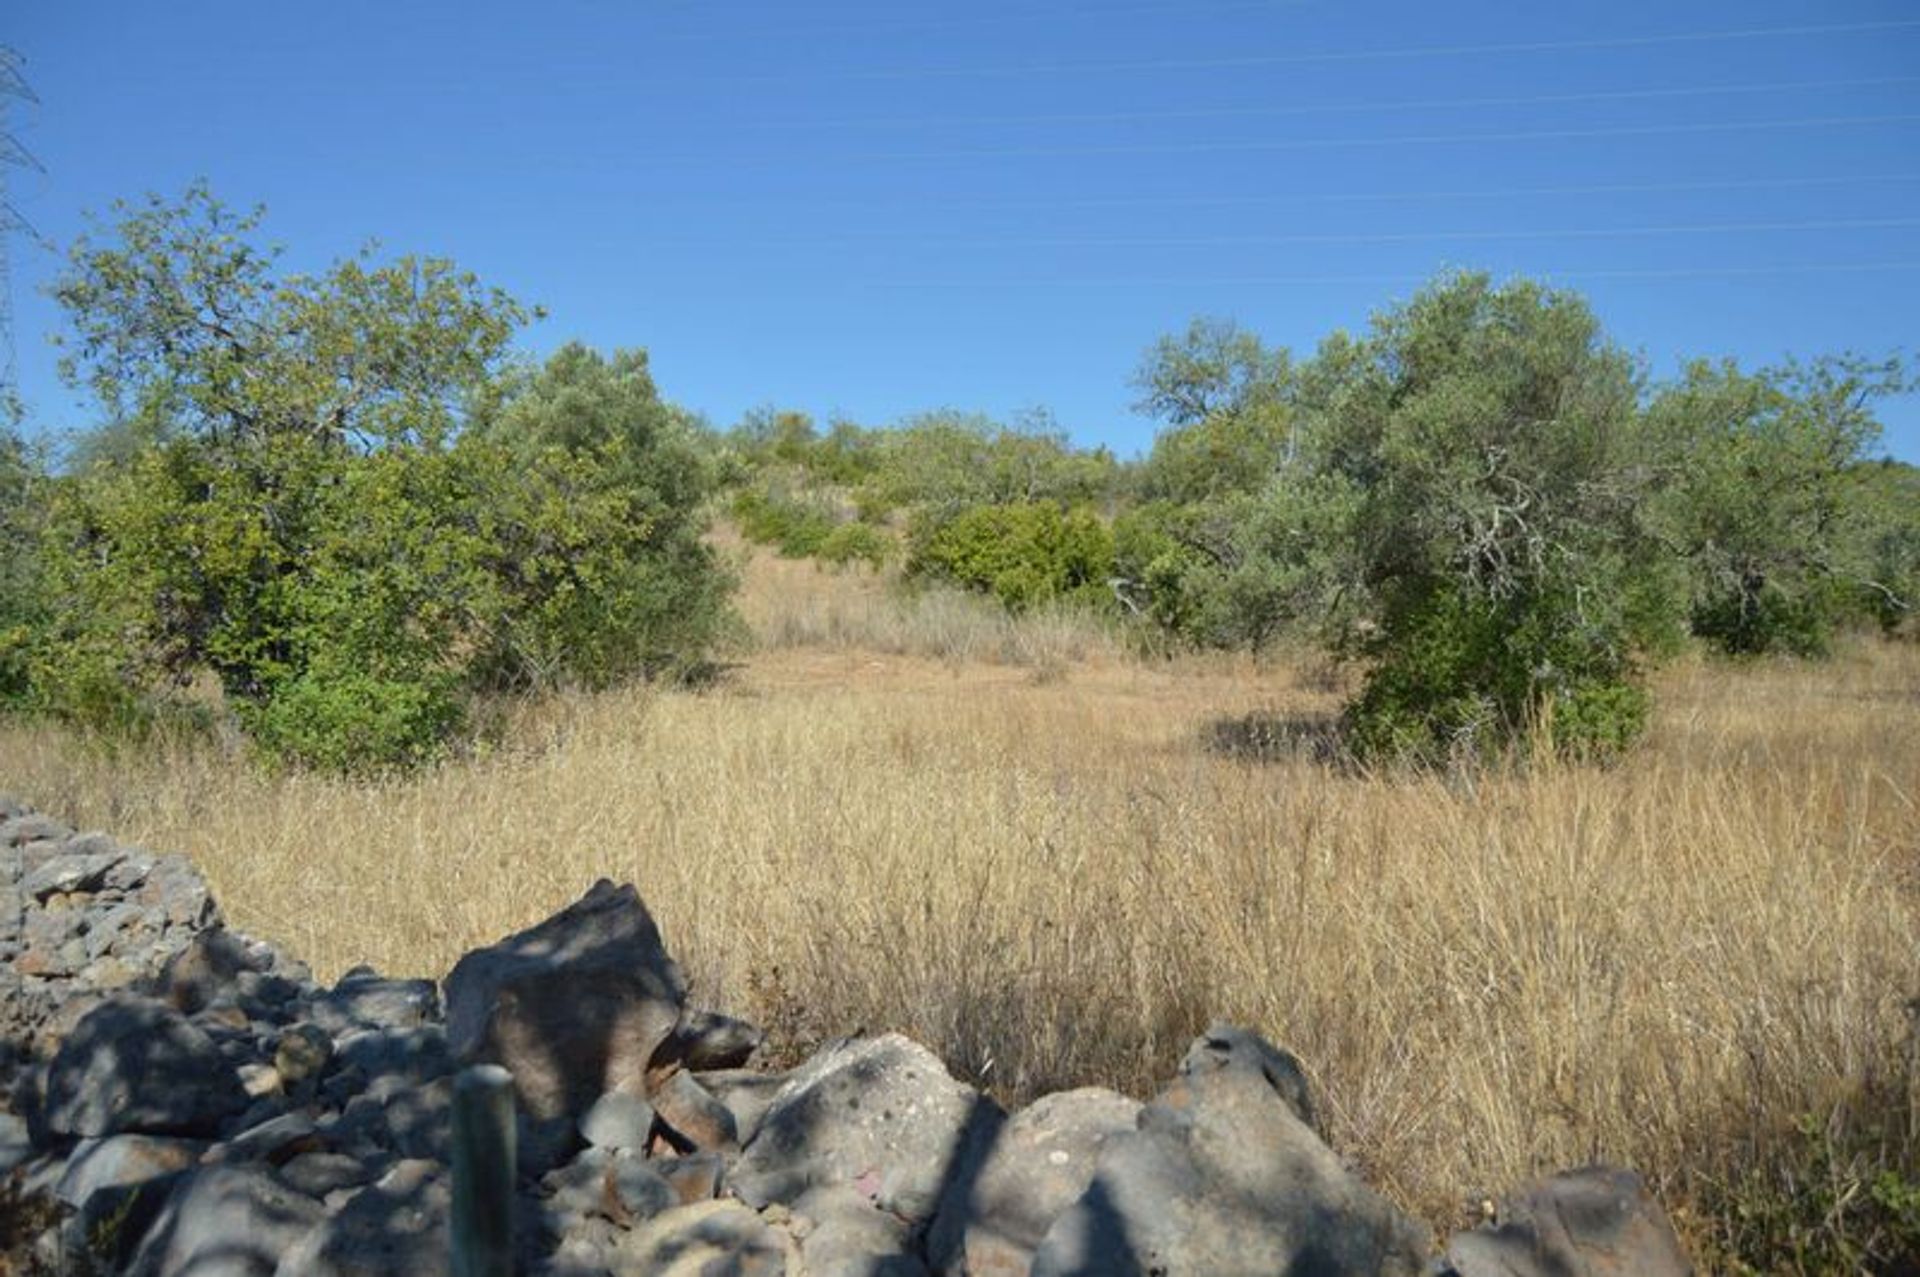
[5,0,1918,459]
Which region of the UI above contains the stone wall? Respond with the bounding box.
[0,798,1692,1276]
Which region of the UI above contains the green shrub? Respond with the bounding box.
[247,668,465,775]
[909,502,1115,612]
[817,521,893,570]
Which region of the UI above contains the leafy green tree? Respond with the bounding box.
[1133,317,1296,503]
[0,417,45,707]
[1853,459,1920,636]
[1644,355,1910,656]
[30,186,731,771]
[464,342,735,687]
[1293,272,1681,762]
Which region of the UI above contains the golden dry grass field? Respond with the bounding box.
[6,544,1919,1260]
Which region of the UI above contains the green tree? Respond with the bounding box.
[0,417,45,707]
[1294,273,1681,762]
[1133,317,1296,503]
[1644,355,1910,656]
[30,186,731,771]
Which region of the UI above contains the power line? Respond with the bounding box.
[825,112,1920,163]
[681,19,1920,86]
[871,261,1920,290]
[644,0,1307,43]
[745,75,1920,133]
[0,45,42,410]
[901,216,1920,251]
[870,171,1920,214]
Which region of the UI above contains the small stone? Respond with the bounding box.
[21,850,123,901]
[0,814,72,847]
[239,1062,285,1100]
[274,1022,334,1086]
[580,1090,656,1152]
[276,1150,377,1198]
[217,1111,322,1166]
[654,1151,726,1206]
[650,1070,738,1153]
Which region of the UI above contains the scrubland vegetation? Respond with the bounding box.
[4,185,1920,1269]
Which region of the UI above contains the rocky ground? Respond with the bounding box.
[0,797,1692,1275]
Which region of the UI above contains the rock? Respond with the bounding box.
[216,1111,322,1166]
[1,814,73,846]
[55,1134,205,1209]
[653,1007,766,1074]
[1178,1021,1316,1129]
[1443,1165,1692,1277]
[20,849,125,901]
[0,1111,31,1176]
[697,1067,791,1146]
[313,972,441,1034]
[127,1164,328,1277]
[44,996,249,1138]
[334,1023,453,1087]
[274,1158,450,1277]
[611,1198,791,1276]
[580,1089,656,1152]
[273,1023,334,1087]
[276,1150,378,1199]
[541,1146,677,1230]
[732,1033,1005,1230]
[137,855,220,930]
[650,1070,738,1153]
[161,926,263,1014]
[792,1184,930,1277]
[238,1063,284,1100]
[381,1075,454,1162]
[654,1151,726,1206]
[928,1086,1142,1277]
[443,879,687,1124]
[1029,1027,1429,1277]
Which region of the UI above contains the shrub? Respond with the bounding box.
[247,667,465,775]
[817,521,893,570]
[909,502,1115,612]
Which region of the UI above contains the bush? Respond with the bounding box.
[909,502,1115,612]
[817,521,893,570]
[246,668,465,775]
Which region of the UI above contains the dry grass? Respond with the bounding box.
[5,548,1918,1258]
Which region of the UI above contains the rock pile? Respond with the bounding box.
[0,798,1694,1275]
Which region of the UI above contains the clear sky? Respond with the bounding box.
[5,1,1918,459]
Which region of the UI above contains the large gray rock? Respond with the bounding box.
[927,1087,1141,1276]
[313,970,441,1034]
[443,879,687,1124]
[55,1133,205,1209]
[1444,1165,1692,1277]
[580,1090,656,1153]
[20,849,124,901]
[128,1164,327,1277]
[1030,1027,1429,1277]
[274,1157,451,1277]
[44,996,249,1138]
[610,1198,792,1276]
[792,1184,930,1277]
[732,1033,1005,1230]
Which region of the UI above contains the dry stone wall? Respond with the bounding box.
[0,797,1692,1276]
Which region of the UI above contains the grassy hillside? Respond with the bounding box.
[5,543,1918,1267]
